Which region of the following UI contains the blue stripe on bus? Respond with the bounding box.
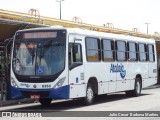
[10,85,70,99]
[11,86,24,99]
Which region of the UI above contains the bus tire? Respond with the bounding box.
[126,77,142,97]
[83,83,95,105]
[39,98,52,106]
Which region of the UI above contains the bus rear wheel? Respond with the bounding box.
[82,83,95,105]
[126,77,142,97]
[39,98,52,106]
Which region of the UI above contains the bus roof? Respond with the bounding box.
[16,26,155,44]
[67,28,155,44]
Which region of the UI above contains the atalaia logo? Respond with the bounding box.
[110,63,126,79]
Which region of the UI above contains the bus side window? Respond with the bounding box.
[138,43,147,62]
[127,42,138,61]
[116,41,127,61]
[86,37,101,62]
[101,39,115,61]
[148,44,155,62]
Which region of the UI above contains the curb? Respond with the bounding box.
[0,98,35,107]
[0,85,160,107]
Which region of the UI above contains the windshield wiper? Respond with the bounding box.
[38,40,52,65]
[31,48,35,65]
[39,46,44,65]
[24,40,35,65]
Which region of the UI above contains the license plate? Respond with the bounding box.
[30,95,40,99]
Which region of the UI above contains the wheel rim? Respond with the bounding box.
[136,81,141,94]
[86,87,93,102]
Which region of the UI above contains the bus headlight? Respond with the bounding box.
[54,77,66,89]
[11,77,19,88]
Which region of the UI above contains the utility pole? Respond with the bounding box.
[144,22,150,34]
[56,0,64,19]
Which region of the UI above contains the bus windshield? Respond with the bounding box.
[12,39,65,76]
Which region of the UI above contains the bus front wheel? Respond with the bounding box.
[83,83,95,105]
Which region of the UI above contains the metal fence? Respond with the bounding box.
[0,39,12,101]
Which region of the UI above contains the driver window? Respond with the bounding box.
[73,44,82,62]
[69,43,82,66]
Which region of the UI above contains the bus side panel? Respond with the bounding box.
[127,62,149,90]
[98,82,109,94]
[144,55,157,87]
[126,62,138,90]
[69,61,86,98]
[145,44,158,87]
[143,78,157,88]
[137,63,149,88]
[69,84,86,98]
[84,63,111,95]
[116,63,130,92]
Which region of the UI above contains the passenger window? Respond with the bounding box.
[116,41,126,61]
[148,44,155,62]
[102,39,115,61]
[139,43,147,62]
[86,37,101,62]
[127,42,138,61]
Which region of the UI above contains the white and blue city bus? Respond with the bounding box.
[10,26,157,106]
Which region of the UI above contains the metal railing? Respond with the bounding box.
[0,38,12,101]
[1,9,160,40]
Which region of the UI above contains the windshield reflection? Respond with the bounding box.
[13,40,65,76]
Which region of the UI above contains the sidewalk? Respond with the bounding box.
[0,84,160,107]
[0,98,35,107]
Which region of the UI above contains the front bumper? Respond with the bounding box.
[10,85,70,99]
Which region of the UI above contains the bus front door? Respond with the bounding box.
[68,39,86,99]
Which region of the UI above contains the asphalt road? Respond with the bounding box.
[0,88,160,120]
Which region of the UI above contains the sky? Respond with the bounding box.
[1,0,160,34]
